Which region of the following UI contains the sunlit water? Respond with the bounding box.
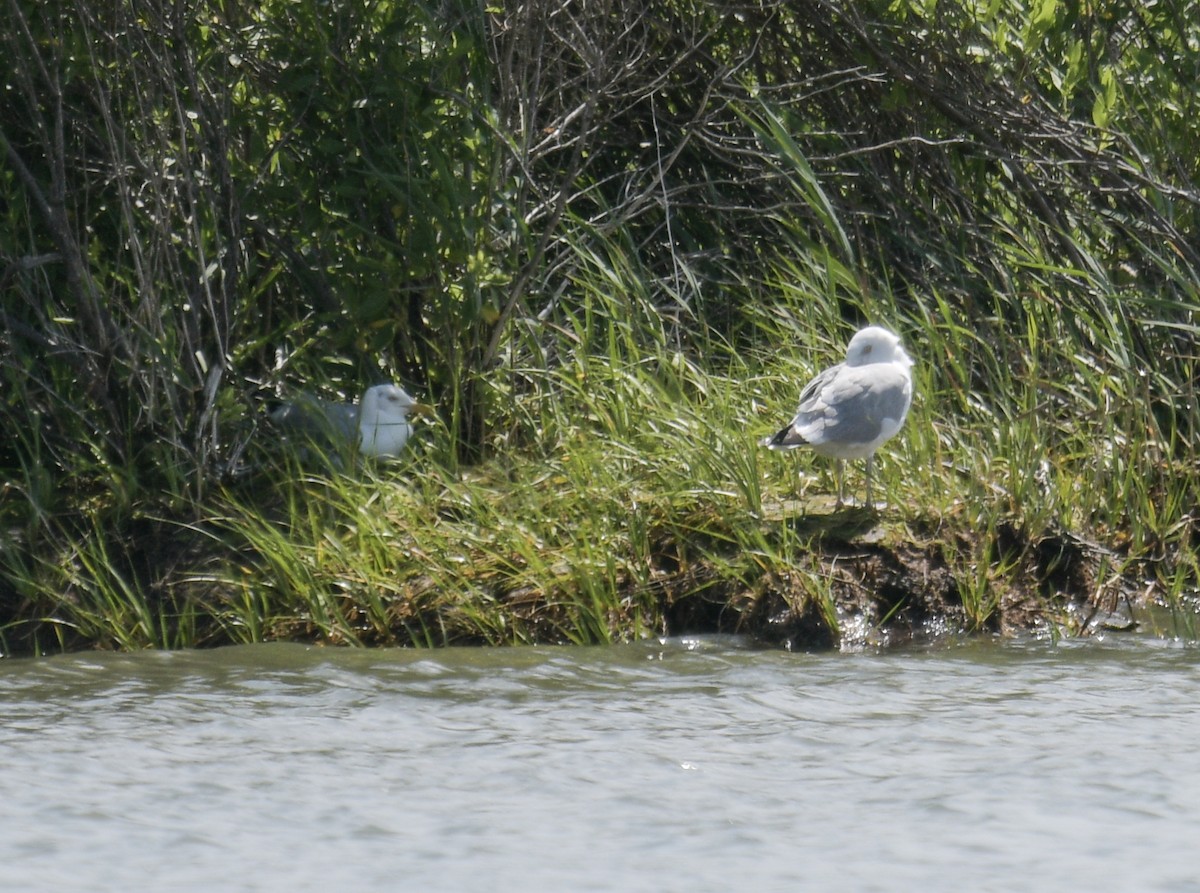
[2,635,1198,892]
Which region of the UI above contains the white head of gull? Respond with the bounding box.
[761,325,914,508]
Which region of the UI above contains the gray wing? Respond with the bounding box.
[792,364,910,446]
[762,363,844,448]
[270,394,359,445]
[795,363,844,415]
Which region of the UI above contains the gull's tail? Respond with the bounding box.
[760,424,809,450]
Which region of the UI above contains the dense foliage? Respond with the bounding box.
[2,0,1198,652]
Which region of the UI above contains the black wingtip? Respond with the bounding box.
[761,426,808,449]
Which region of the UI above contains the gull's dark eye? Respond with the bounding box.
[862,344,873,355]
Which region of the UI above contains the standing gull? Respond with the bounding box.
[270,383,430,460]
[761,325,913,508]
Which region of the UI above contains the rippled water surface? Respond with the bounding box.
[2,636,1198,892]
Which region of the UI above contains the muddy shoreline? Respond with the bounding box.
[653,510,1141,650]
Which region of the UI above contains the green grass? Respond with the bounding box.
[166,251,1193,650]
[3,195,1198,655]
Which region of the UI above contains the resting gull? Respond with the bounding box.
[761,325,913,508]
[270,383,430,460]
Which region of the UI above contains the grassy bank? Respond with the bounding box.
[7,251,1197,655]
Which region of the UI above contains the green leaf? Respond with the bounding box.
[1092,66,1118,129]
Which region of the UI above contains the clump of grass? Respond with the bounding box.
[2,511,200,653]
[207,365,775,647]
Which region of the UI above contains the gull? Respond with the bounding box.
[270,383,430,460]
[761,325,914,508]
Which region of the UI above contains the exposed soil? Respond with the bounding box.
[655,507,1144,651]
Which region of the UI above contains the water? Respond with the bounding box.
[2,636,1198,892]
